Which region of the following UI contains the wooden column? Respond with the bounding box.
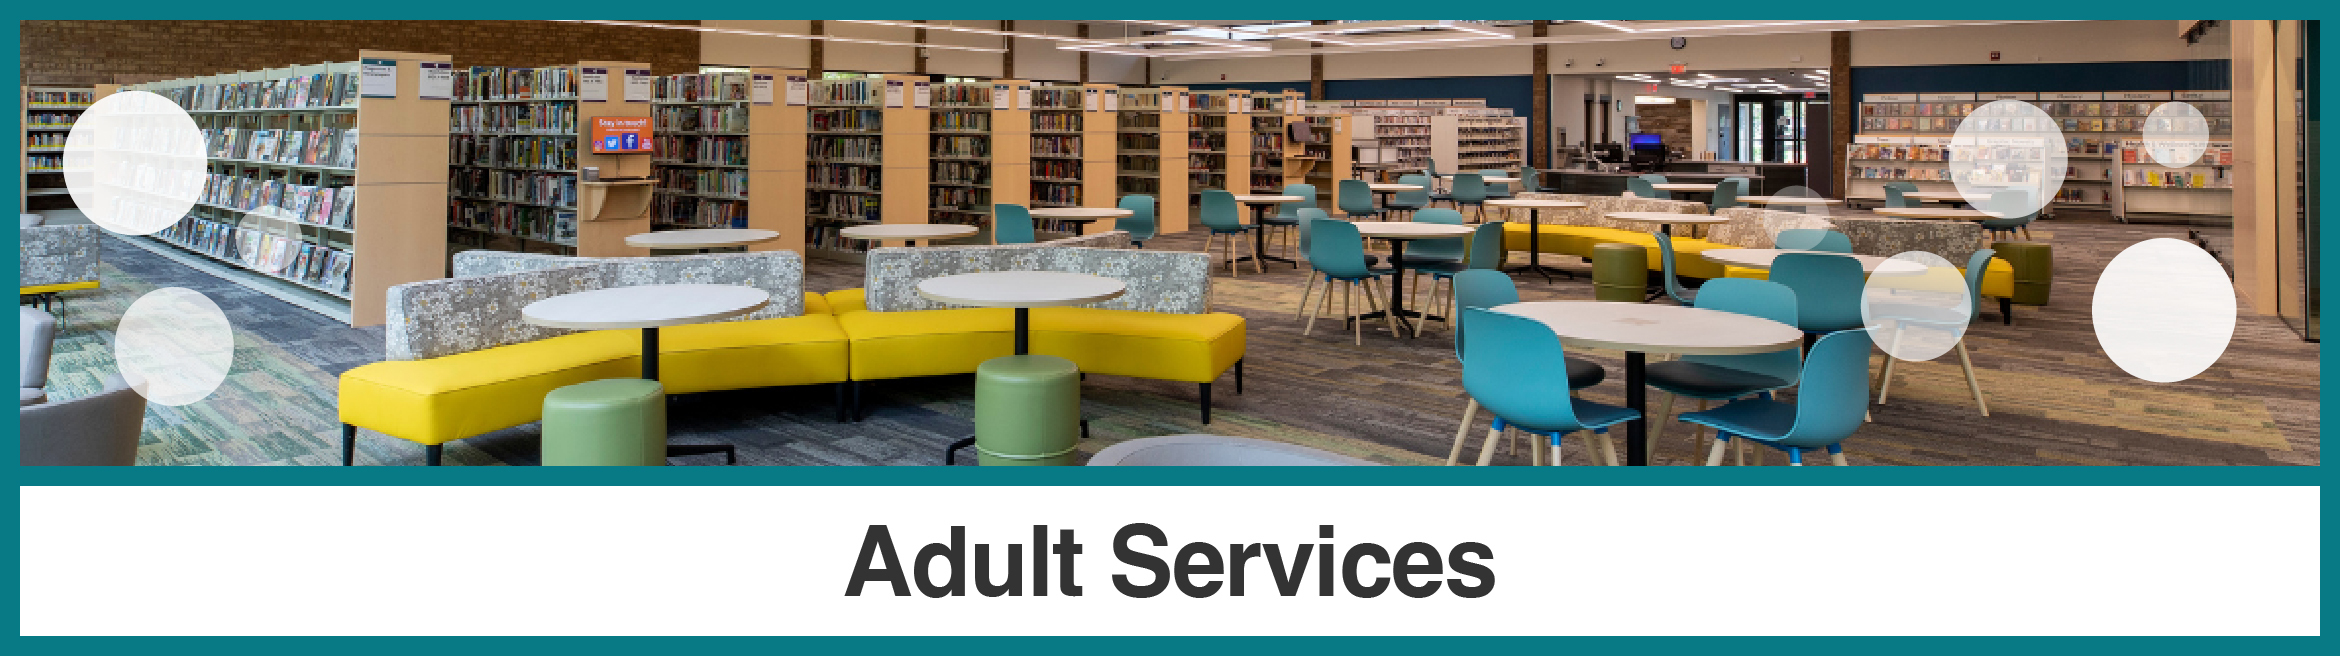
[1156,86,1191,234]
[750,67,809,256]
[880,74,931,227]
[1830,31,1852,198]
[350,50,451,326]
[1080,83,1119,219]
[1531,20,1550,169]
[1077,24,1090,84]
[913,21,928,75]
[991,79,1033,210]
[2232,20,2292,314]
[809,21,824,77]
[1311,19,1329,101]
[571,60,656,259]
[1002,21,1015,78]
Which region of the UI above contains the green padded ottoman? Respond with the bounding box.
[1592,243,1649,303]
[542,379,667,466]
[974,354,1082,467]
[1993,241,2053,306]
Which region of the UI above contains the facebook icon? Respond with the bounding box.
[622,133,640,150]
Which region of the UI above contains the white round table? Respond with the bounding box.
[1738,196,1843,206]
[840,223,978,246]
[625,228,781,252]
[523,283,771,464]
[1367,183,1425,219]
[1440,174,1519,183]
[1700,248,1928,276]
[1485,198,1588,281]
[1232,195,1306,267]
[1872,207,2004,221]
[1353,222,1476,337]
[918,271,1126,354]
[1651,182,1718,193]
[1492,300,1802,466]
[1607,211,1730,237]
[1900,191,1970,204]
[1027,206,1134,236]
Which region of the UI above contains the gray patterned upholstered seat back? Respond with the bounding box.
[383,264,609,361]
[1708,207,1839,249]
[448,250,807,320]
[864,243,1211,314]
[19,225,99,288]
[1491,193,1709,234]
[1831,217,1983,263]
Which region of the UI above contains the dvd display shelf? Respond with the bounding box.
[125,52,450,326]
[2111,138,2235,224]
[927,78,1029,244]
[1431,111,1526,172]
[23,86,94,210]
[647,66,808,255]
[1115,86,1189,234]
[1850,90,2235,212]
[805,72,928,262]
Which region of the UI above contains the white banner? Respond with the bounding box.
[17,486,2318,636]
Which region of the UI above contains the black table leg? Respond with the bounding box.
[645,326,737,464]
[1235,204,1298,268]
[1625,350,1647,466]
[1353,240,1432,336]
[1504,208,1571,281]
[641,327,659,380]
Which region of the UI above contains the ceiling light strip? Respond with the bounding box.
[563,20,1007,53]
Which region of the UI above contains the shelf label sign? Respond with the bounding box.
[589,116,654,154]
[579,67,609,103]
[418,61,453,100]
[992,85,1010,110]
[1084,89,1100,112]
[752,74,776,105]
[623,69,653,103]
[884,80,905,108]
[359,58,398,98]
[785,76,809,106]
[1017,86,1032,110]
[912,81,932,109]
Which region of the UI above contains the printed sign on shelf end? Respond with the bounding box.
[359,58,398,98]
[589,116,654,154]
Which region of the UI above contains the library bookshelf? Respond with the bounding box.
[1295,107,1355,211]
[1029,84,1088,214]
[649,66,807,254]
[23,86,93,211]
[131,51,450,326]
[928,78,1025,245]
[1184,90,1237,216]
[1248,91,1293,194]
[806,73,928,261]
[1116,86,1189,234]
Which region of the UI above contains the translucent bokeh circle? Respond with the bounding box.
[2091,238,2235,383]
[1860,251,1971,362]
[1949,99,2066,219]
[114,287,235,406]
[2141,102,2211,168]
[63,90,207,236]
[1769,185,1833,218]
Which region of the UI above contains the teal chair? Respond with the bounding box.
[1770,252,1868,337]
[1644,278,1803,463]
[1882,181,1918,208]
[1387,174,1432,220]
[1478,169,1513,201]
[1295,208,1383,319]
[1627,175,1669,200]
[1415,222,1506,337]
[1397,208,1468,267]
[1775,229,1852,252]
[1263,183,1316,263]
[1460,308,1639,466]
[1337,179,1383,221]
[1520,166,1556,193]
[1875,249,1996,417]
[1198,190,1260,277]
[1709,177,1747,212]
[1426,158,1452,204]
[1443,269,1609,465]
[1448,173,1488,221]
[1979,189,2037,242]
[1117,195,1157,247]
[994,203,1036,244]
[1679,329,1875,466]
[1653,232,1694,305]
[1303,218,1401,344]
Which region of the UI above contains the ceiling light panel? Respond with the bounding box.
[570,20,1007,53]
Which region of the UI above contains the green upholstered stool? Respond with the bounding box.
[1593,243,1650,303]
[542,379,667,466]
[974,354,1082,466]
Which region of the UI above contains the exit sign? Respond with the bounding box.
[1670,65,1686,74]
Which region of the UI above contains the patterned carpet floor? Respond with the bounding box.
[41,216,2320,466]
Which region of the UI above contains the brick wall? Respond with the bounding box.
[20,21,701,86]
[1634,99,1694,154]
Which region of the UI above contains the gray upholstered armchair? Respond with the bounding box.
[20,375,146,466]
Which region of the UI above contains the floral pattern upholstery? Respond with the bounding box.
[1709,207,1839,248]
[19,225,99,288]
[383,264,606,361]
[864,244,1211,314]
[448,250,806,320]
[1830,217,1984,263]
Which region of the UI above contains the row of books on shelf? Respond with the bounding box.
[654,196,748,228]
[26,112,79,127]
[162,216,354,294]
[1189,115,1227,130]
[812,195,881,222]
[655,104,748,133]
[452,102,579,134]
[809,164,880,190]
[201,174,357,229]
[931,187,988,211]
[1862,116,2235,134]
[2053,188,2105,205]
[1032,183,1080,206]
[934,111,991,131]
[814,135,882,162]
[27,133,66,148]
[1861,103,1978,118]
[656,168,748,198]
[806,225,877,253]
[1034,160,1082,180]
[1187,135,1226,150]
[1116,154,1161,171]
[28,90,94,106]
[26,154,62,170]
[2042,101,2231,117]
[162,72,360,112]
[813,78,881,106]
[932,161,988,185]
[657,135,748,166]
[450,135,579,171]
[1855,167,1955,181]
[1033,136,1081,157]
[656,72,752,103]
[2122,169,2233,189]
[206,128,359,168]
[2121,143,2235,165]
[811,108,882,132]
[1118,134,1162,151]
[1034,114,1082,131]
[449,199,579,244]
[1119,178,1162,196]
[455,66,579,102]
[932,84,992,107]
[452,168,577,207]
[1031,89,1084,110]
[1118,114,1162,129]
[932,136,988,159]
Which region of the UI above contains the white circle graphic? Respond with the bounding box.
[2091,238,2235,383]
[1771,185,1833,218]
[114,287,235,406]
[1949,99,2066,218]
[2140,101,2211,168]
[63,90,207,236]
[1861,251,1972,362]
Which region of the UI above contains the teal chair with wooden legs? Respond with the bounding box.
[1387,174,1432,220]
[1443,270,1608,465]
[1337,178,1384,221]
[1680,329,1874,466]
[1460,308,1638,466]
[1294,208,1385,319]
[1303,219,1402,345]
[1775,229,1853,252]
[1979,189,2037,243]
[1117,194,1158,247]
[1771,252,1868,338]
[1520,166,1556,193]
[1414,222,1505,337]
[1198,190,1261,277]
[1478,169,1513,202]
[994,203,1036,244]
[1263,183,1316,262]
[1627,175,1668,200]
[1875,249,1996,417]
[1448,173,1488,221]
[1643,278,1802,465]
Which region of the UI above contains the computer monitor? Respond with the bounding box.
[1629,133,1664,150]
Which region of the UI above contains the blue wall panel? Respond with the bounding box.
[1181,76,1538,148]
[1851,60,2232,96]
